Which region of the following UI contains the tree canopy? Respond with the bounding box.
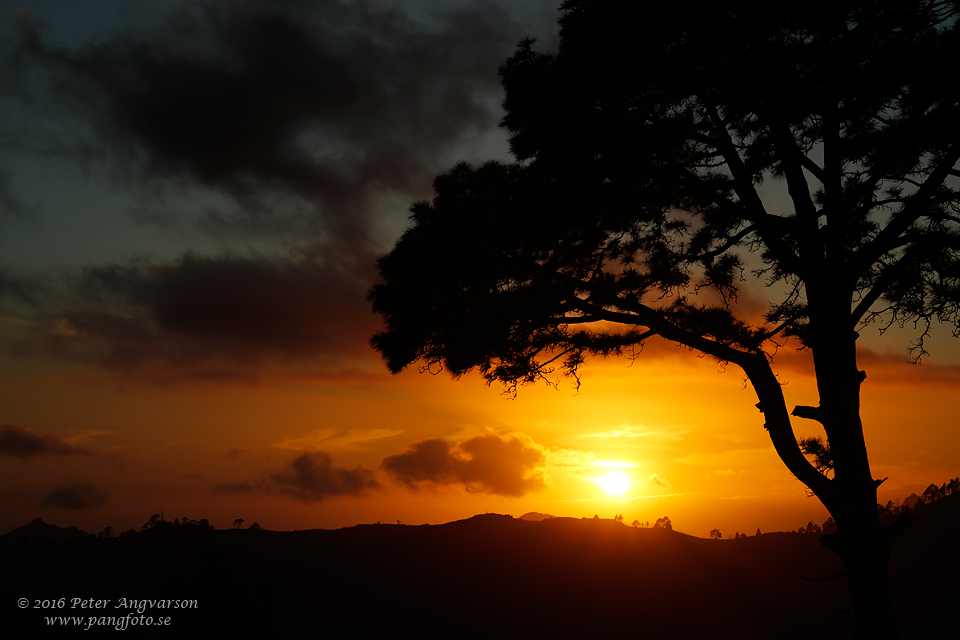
[369,2,959,637]
[372,0,959,380]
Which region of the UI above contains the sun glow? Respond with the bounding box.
[600,473,630,496]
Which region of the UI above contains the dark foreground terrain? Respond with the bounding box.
[3,495,958,639]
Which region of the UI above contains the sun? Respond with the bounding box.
[600,473,630,496]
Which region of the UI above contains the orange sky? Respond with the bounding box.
[2,316,957,539]
[0,0,958,541]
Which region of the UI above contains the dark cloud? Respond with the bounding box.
[0,167,29,221]
[0,424,92,458]
[0,0,561,381]
[4,0,555,244]
[42,481,107,509]
[382,438,460,485]
[0,267,40,307]
[382,432,545,496]
[271,451,379,502]
[35,250,381,380]
[763,341,960,387]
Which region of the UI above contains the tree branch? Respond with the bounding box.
[851,136,960,282]
[742,354,835,501]
[697,103,807,278]
[686,225,757,262]
[798,153,827,185]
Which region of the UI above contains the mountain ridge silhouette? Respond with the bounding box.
[3,495,958,638]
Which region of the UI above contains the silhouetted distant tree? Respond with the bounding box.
[822,517,838,536]
[370,4,959,636]
[756,529,761,537]
[614,514,624,523]
[653,517,672,531]
[878,501,895,523]
[920,483,941,504]
[710,529,722,539]
[233,519,244,529]
[914,477,960,505]
[142,514,161,531]
[632,519,640,528]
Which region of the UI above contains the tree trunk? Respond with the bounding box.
[820,507,901,640]
[804,287,905,638]
[746,319,908,639]
[842,541,898,640]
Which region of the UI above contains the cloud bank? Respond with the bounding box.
[0,424,92,458]
[4,0,543,244]
[0,0,558,382]
[38,251,379,378]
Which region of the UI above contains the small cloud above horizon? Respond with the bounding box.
[382,432,546,497]
[211,451,379,503]
[647,473,671,487]
[42,481,107,509]
[271,451,380,502]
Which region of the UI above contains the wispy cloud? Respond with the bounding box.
[277,427,404,452]
[213,480,263,495]
[0,424,94,458]
[646,473,671,487]
[712,469,743,477]
[578,424,688,441]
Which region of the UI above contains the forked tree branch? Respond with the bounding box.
[567,295,834,501]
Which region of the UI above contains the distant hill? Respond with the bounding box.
[3,497,958,639]
[517,511,555,521]
[0,518,91,544]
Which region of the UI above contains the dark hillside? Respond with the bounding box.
[887,491,960,639]
[3,500,957,639]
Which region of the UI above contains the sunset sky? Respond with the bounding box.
[1,0,959,539]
